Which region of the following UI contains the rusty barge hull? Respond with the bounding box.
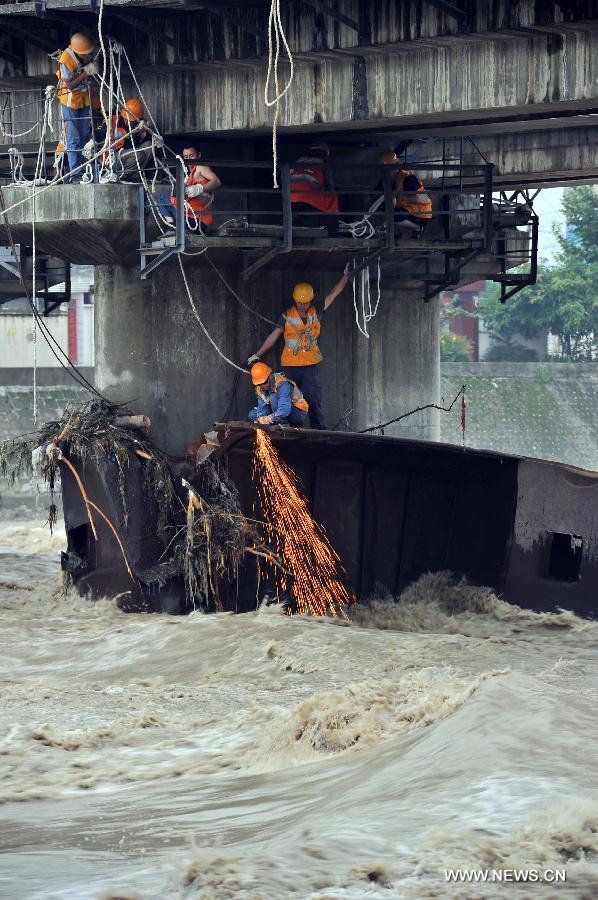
[61,425,598,617]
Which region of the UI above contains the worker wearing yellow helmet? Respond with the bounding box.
[246,269,350,430]
[55,33,99,179]
[377,150,432,236]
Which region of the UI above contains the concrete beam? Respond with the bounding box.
[1,184,141,265]
[406,126,598,187]
[2,3,598,138]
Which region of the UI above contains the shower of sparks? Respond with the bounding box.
[253,428,353,618]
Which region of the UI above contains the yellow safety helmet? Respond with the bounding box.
[378,150,399,165]
[251,361,273,386]
[292,282,314,303]
[70,33,94,55]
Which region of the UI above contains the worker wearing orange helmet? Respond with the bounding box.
[89,99,156,180]
[290,141,339,234]
[377,150,432,235]
[55,32,99,178]
[248,362,308,428]
[246,269,349,430]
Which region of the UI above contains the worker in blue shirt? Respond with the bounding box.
[248,362,309,428]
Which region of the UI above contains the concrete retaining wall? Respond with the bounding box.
[440,363,598,472]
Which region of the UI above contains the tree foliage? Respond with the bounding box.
[479,187,598,361]
[440,331,473,362]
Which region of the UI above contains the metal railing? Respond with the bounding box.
[138,156,497,282]
[1,86,100,183]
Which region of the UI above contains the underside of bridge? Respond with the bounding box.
[1,0,597,452]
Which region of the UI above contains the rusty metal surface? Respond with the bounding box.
[60,422,598,617]
[218,424,598,616]
[218,423,521,599]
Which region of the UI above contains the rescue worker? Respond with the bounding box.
[55,33,99,178]
[87,99,155,179]
[158,145,221,231]
[248,362,308,428]
[246,269,349,430]
[290,142,339,234]
[377,151,433,236]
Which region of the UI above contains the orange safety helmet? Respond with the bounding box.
[292,282,314,303]
[70,33,94,55]
[251,361,273,386]
[378,150,399,165]
[120,99,145,122]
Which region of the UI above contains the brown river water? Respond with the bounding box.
[1,508,597,899]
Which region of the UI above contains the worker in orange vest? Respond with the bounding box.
[88,98,155,180]
[248,362,309,428]
[290,142,339,234]
[55,32,99,179]
[247,270,349,430]
[378,151,433,236]
[158,145,221,231]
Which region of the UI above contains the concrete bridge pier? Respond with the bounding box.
[352,288,440,440]
[94,261,441,454]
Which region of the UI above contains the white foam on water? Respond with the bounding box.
[1,516,597,898]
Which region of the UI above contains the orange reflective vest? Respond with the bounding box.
[290,159,339,214]
[394,169,433,219]
[280,304,323,367]
[171,166,214,225]
[56,48,97,109]
[110,116,127,151]
[257,373,309,413]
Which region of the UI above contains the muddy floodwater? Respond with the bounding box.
[1,508,598,899]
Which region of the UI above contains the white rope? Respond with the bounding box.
[178,257,249,374]
[120,44,160,135]
[32,192,38,425]
[103,46,169,230]
[352,257,382,338]
[264,0,294,187]
[8,148,27,184]
[97,0,111,130]
[0,122,146,217]
[97,42,119,183]
[203,254,279,327]
[44,85,55,134]
[339,194,385,241]
[0,120,39,139]
[340,215,376,240]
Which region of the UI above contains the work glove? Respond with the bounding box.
[343,262,352,276]
[247,354,261,366]
[83,62,99,76]
[257,415,274,425]
[82,139,94,160]
[185,183,204,199]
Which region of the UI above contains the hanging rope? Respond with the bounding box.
[97,0,111,129]
[32,192,38,424]
[178,257,249,374]
[203,254,279,327]
[352,257,382,338]
[264,0,294,187]
[0,184,112,400]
